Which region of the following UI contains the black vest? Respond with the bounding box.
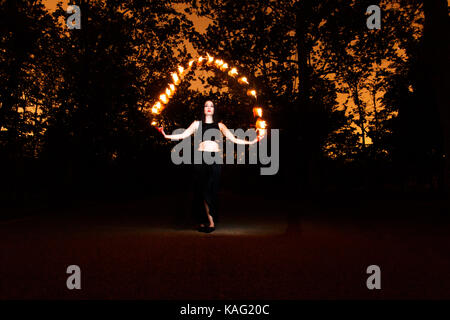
[199,120,221,142]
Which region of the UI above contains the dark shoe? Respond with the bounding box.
[204,226,216,233]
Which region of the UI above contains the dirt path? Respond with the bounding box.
[1,191,449,299]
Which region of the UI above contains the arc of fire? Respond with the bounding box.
[148,54,267,137]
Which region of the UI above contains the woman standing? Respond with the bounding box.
[157,100,264,233]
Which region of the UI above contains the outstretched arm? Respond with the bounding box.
[218,122,259,145]
[158,121,199,140]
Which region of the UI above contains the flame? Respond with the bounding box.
[207,53,214,63]
[169,84,175,92]
[159,94,168,104]
[221,63,228,70]
[239,77,249,84]
[178,65,184,75]
[188,60,195,67]
[256,119,267,129]
[229,68,238,76]
[248,89,257,97]
[253,107,263,117]
[151,106,160,114]
[198,56,205,63]
[165,88,172,97]
[171,72,180,85]
[215,59,224,67]
[151,121,157,126]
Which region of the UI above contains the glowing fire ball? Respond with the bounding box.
[253,107,263,118]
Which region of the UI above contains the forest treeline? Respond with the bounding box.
[0,0,448,207]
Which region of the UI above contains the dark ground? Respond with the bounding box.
[1,189,449,299]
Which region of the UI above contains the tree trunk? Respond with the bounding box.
[353,83,366,150]
[295,0,320,192]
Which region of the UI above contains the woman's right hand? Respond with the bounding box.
[156,126,166,137]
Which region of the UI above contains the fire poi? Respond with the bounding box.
[147,53,268,139]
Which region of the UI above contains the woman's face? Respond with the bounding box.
[204,101,214,116]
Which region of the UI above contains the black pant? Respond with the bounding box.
[192,161,222,225]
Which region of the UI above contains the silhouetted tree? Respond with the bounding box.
[421,0,449,191]
[0,0,61,202]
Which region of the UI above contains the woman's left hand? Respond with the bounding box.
[250,134,265,144]
[256,133,266,142]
